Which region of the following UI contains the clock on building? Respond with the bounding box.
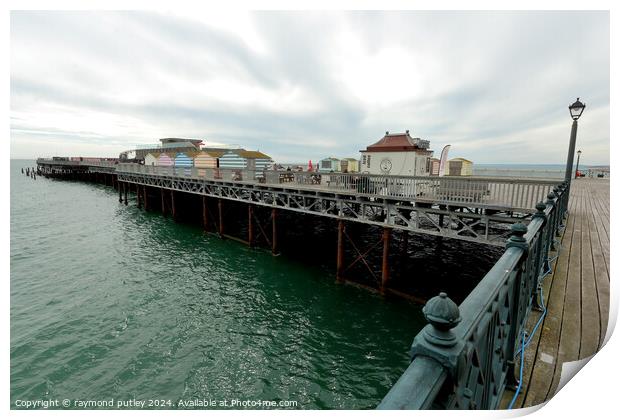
[380,158,392,174]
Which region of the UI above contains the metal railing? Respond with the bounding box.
[266,171,558,211]
[37,158,118,168]
[377,182,570,409]
[113,165,558,212]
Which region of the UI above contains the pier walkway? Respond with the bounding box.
[36,159,561,246]
[501,178,610,408]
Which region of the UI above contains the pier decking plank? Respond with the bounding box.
[502,178,609,409]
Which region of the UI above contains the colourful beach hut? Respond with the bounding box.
[340,158,360,173]
[157,152,174,166]
[194,151,218,169]
[144,152,160,166]
[319,157,340,173]
[174,151,194,168]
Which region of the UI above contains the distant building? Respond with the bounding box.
[359,130,433,176]
[340,158,360,173]
[448,158,474,176]
[131,138,204,160]
[430,158,440,175]
[319,157,341,172]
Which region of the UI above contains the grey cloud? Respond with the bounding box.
[10,11,609,164]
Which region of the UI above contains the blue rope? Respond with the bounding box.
[509,251,557,409]
[508,330,526,409]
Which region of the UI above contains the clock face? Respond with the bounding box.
[380,158,392,174]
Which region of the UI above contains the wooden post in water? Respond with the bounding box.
[118,182,123,202]
[271,208,278,255]
[123,182,128,205]
[380,227,392,294]
[218,199,224,237]
[202,196,209,231]
[248,204,254,247]
[161,188,166,216]
[336,219,345,282]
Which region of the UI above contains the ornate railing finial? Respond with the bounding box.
[533,201,547,220]
[421,292,461,347]
[506,222,528,251]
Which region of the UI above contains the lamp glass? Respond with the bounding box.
[569,99,585,120]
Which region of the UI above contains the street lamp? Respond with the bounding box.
[564,98,586,182]
[575,150,582,179]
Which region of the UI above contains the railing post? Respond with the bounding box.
[532,203,548,312]
[505,222,529,389]
[545,192,558,250]
[409,292,465,405]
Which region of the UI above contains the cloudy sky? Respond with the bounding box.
[10,10,609,164]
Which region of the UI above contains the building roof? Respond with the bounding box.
[238,150,272,159]
[361,131,431,152]
[321,157,340,161]
[160,138,203,147]
[449,157,473,163]
[341,158,359,162]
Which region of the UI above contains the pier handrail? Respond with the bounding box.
[110,164,558,212]
[377,182,569,409]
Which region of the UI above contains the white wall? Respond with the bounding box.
[360,151,430,176]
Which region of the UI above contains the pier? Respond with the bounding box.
[500,178,609,408]
[32,157,607,409]
[377,177,609,409]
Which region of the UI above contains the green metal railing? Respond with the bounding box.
[377,181,569,410]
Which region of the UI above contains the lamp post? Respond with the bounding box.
[564,98,586,182]
[575,150,582,179]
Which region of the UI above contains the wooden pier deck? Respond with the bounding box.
[502,178,610,408]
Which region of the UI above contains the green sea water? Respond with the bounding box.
[10,160,426,409]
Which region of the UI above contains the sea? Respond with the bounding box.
[11,159,505,409]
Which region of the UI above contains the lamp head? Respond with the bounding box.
[569,98,586,120]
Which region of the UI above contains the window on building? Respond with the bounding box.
[367,155,371,168]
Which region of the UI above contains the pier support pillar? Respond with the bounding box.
[380,227,392,294]
[218,199,224,237]
[118,182,123,203]
[248,205,254,247]
[171,190,177,220]
[137,185,142,208]
[401,230,409,261]
[336,220,345,282]
[143,186,149,211]
[202,196,209,231]
[271,209,279,256]
[161,188,167,216]
[124,183,128,205]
